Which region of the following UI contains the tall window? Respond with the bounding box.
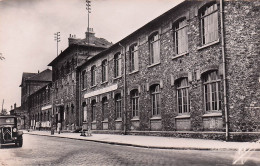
[151,84,161,116]
[91,100,96,121]
[176,78,190,114]
[129,43,138,72]
[115,94,122,119]
[200,3,219,45]
[91,65,96,86]
[102,97,108,121]
[102,60,108,82]
[131,89,139,118]
[149,32,160,65]
[82,102,87,122]
[82,70,86,89]
[203,71,221,112]
[174,18,188,55]
[114,53,121,78]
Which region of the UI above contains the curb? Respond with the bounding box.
[24,132,245,151]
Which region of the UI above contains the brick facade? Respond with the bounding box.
[78,0,259,140]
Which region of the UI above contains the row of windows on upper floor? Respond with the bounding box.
[83,70,221,122]
[81,3,220,89]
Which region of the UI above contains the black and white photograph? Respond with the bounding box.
[0,0,259,165]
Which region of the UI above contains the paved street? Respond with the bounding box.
[0,134,260,166]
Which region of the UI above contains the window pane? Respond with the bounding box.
[153,40,160,63]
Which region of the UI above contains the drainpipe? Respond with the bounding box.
[119,42,127,135]
[220,0,229,141]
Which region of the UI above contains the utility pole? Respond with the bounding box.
[86,0,91,56]
[80,0,92,137]
[54,32,60,56]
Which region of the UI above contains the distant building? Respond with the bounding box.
[19,69,52,129]
[47,29,112,131]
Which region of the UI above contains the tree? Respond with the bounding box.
[0,53,5,60]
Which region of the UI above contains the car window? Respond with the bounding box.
[0,118,15,124]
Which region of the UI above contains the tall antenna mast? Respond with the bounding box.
[86,0,91,56]
[54,32,61,56]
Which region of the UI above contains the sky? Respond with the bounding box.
[0,0,183,112]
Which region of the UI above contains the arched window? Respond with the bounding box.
[115,93,122,119]
[176,78,190,114]
[91,100,96,121]
[82,70,86,89]
[130,89,139,118]
[173,18,188,55]
[150,84,161,116]
[102,97,108,121]
[102,60,108,82]
[149,32,160,65]
[129,43,138,72]
[200,3,219,45]
[114,52,121,77]
[203,71,221,111]
[91,65,96,86]
[82,102,87,122]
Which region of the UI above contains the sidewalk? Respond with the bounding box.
[23,130,260,151]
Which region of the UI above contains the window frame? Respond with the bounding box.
[130,89,139,118]
[150,84,161,116]
[91,65,96,86]
[101,59,108,83]
[203,71,221,112]
[129,43,138,72]
[176,78,190,114]
[115,93,122,119]
[91,100,96,122]
[114,52,121,78]
[81,70,86,90]
[173,18,188,55]
[102,97,108,121]
[148,32,160,65]
[200,3,219,45]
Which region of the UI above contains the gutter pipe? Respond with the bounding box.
[220,0,229,141]
[119,43,127,135]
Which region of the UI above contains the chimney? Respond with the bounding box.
[38,70,40,73]
[68,34,78,46]
[85,28,95,40]
[14,103,16,109]
[11,105,13,110]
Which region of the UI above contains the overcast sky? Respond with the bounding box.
[0,0,183,112]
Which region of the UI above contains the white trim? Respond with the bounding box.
[41,105,52,111]
[84,84,118,98]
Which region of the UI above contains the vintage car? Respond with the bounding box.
[0,116,23,148]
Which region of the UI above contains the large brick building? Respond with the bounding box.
[47,29,112,131]
[77,0,259,140]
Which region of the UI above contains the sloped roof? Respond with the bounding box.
[20,72,37,87]
[27,69,52,82]
[71,33,112,48]
[48,33,112,66]
[20,69,52,87]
